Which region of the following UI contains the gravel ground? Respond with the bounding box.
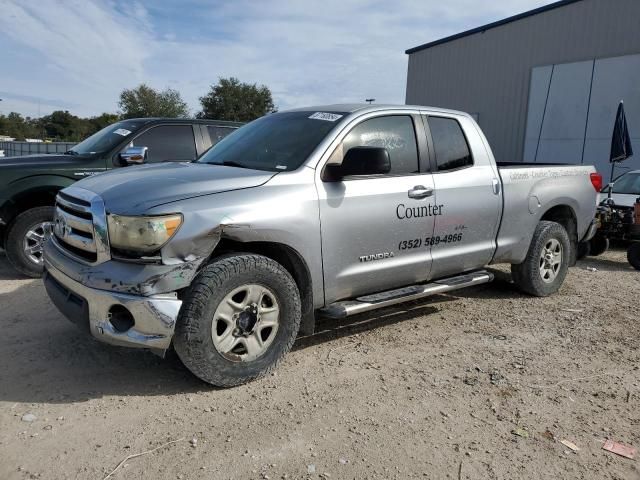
[0,249,638,480]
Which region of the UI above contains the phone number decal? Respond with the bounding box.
[398,233,464,250]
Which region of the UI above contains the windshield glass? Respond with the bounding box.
[70,120,146,155]
[612,172,640,194]
[197,111,345,171]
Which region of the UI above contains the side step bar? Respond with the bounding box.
[320,270,493,319]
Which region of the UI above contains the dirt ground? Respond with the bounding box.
[0,249,638,480]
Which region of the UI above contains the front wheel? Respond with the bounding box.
[5,206,55,278]
[174,254,301,387]
[511,221,570,297]
[627,243,640,271]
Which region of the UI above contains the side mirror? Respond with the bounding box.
[120,146,148,165]
[324,146,390,181]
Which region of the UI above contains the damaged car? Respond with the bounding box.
[43,104,599,386]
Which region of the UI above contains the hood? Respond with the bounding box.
[73,161,277,214]
[0,153,86,168]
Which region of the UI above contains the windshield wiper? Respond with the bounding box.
[64,150,79,155]
[214,160,251,169]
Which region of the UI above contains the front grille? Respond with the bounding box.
[52,188,110,264]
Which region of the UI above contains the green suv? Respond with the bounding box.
[0,117,241,276]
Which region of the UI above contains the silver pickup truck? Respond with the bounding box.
[43,104,601,386]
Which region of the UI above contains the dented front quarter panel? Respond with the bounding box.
[146,167,325,306]
[44,239,204,296]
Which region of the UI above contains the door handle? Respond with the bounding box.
[492,178,501,195]
[408,185,434,199]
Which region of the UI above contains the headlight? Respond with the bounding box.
[107,214,183,253]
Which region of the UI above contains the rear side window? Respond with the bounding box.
[131,125,196,162]
[206,126,235,147]
[427,117,473,171]
[340,115,419,175]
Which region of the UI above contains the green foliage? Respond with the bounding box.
[118,84,189,119]
[40,110,90,142]
[0,78,275,142]
[0,112,41,140]
[198,77,276,122]
[88,113,120,134]
[0,111,123,142]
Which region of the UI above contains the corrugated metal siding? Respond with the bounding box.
[405,0,640,162]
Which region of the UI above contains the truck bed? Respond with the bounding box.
[492,163,597,265]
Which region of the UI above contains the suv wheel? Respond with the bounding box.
[511,220,570,297]
[174,254,301,387]
[5,206,54,278]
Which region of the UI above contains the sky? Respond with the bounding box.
[0,0,552,118]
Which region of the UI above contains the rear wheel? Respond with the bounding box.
[174,254,301,387]
[5,206,54,278]
[512,221,570,297]
[576,241,590,260]
[627,243,640,271]
[588,234,609,256]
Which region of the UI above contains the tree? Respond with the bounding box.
[118,84,189,119]
[88,113,120,135]
[40,110,90,141]
[0,112,41,140]
[198,77,276,122]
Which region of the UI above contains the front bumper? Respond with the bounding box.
[44,261,182,351]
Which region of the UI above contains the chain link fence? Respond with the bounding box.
[0,141,77,157]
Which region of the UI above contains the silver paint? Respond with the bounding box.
[44,104,598,353]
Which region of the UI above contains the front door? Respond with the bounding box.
[317,114,437,303]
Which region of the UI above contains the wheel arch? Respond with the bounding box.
[1,186,61,247]
[211,238,316,336]
[540,204,578,265]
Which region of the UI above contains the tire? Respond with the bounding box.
[627,243,640,271]
[511,221,570,297]
[576,241,590,260]
[588,234,609,256]
[5,206,55,278]
[174,254,301,387]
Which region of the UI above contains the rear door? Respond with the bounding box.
[317,112,437,303]
[423,114,501,279]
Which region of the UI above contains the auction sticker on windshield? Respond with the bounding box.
[309,112,343,122]
[113,128,132,136]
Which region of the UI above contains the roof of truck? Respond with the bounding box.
[285,104,471,117]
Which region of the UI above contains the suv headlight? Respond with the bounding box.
[107,214,183,253]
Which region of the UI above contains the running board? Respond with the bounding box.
[320,270,493,319]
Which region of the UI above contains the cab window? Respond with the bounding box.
[427,116,473,171]
[336,115,419,175]
[206,126,235,147]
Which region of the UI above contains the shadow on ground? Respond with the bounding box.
[0,255,452,404]
[2,247,631,404]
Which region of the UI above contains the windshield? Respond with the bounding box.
[611,172,640,194]
[197,111,345,171]
[70,120,146,155]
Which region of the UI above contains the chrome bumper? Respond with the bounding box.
[44,261,182,351]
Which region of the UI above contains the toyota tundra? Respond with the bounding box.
[43,104,600,386]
